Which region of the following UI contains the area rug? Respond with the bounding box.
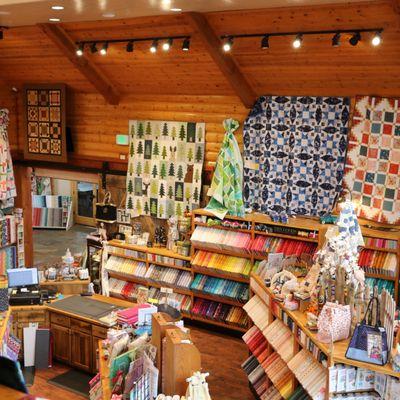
[48,369,93,398]
[344,96,400,224]
[243,95,350,219]
[126,120,205,218]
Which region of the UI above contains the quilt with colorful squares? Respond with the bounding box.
[243,96,350,220]
[344,96,400,225]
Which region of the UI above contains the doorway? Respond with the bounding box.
[72,181,98,227]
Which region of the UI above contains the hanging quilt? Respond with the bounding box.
[205,119,245,219]
[344,96,400,225]
[243,96,350,219]
[0,109,17,208]
[126,120,205,219]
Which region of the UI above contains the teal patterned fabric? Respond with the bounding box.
[205,119,245,218]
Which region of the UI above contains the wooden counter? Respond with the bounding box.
[40,279,90,295]
[0,385,26,400]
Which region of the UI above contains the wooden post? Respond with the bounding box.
[14,165,33,266]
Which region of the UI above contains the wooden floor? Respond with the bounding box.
[28,324,253,400]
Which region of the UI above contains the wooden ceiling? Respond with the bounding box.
[0,0,399,104]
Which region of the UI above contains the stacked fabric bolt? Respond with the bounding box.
[104,256,146,277]
[251,236,317,257]
[192,250,253,277]
[145,264,192,288]
[243,295,272,332]
[287,350,327,399]
[107,245,146,261]
[191,298,248,327]
[358,250,397,277]
[147,253,190,268]
[108,278,141,300]
[190,274,249,302]
[241,355,269,398]
[363,237,398,250]
[365,278,394,296]
[190,226,252,254]
[242,325,269,364]
[147,287,191,313]
[263,319,295,362]
[263,352,294,399]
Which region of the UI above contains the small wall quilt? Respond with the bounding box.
[0,109,17,207]
[126,120,205,219]
[243,96,350,219]
[23,84,67,162]
[205,119,245,219]
[344,96,400,224]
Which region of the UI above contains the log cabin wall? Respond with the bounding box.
[0,0,399,168]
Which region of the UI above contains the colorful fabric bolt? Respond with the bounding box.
[344,96,400,224]
[205,119,245,218]
[243,96,350,220]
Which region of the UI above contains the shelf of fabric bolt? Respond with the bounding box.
[191,265,250,284]
[106,270,192,297]
[249,273,400,380]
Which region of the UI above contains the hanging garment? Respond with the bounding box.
[0,109,16,208]
[243,96,350,220]
[344,96,400,225]
[205,119,245,219]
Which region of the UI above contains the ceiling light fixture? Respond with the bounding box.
[126,41,134,52]
[162,38,173,51]
[261,35,269,49]
[371,31,381,46]
[349,32,361,46]
[100,42,108,55]
[292,34,302,49]
[90,42,98,53]
[49,18,60,22]
[223,37,233,52]
[182,37,190,51]
[170,8,182,12]
[332,32,341,47]
[150,40,158,53]
[76,43,84,56]
[51,5,64,10]
[102,12,115,18]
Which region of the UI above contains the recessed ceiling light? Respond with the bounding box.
[49,18,60,22]
[51,5,64,10]
[102,12,115,18]
[170,8,182,12]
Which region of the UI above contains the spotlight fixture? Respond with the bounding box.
[371,31,381,46]
[90,42,98,53]
[49,18,60,22]
[261,35,269,49]
[223,36,233,52]
[0,30,3,40]
[51,5,64,10]
[332,32,341,47]
[292,34,302,49]
[162,38,173,51]
[126,40,134,52]
[150,40,158,53]
[100,42,108,55]
[349,32,361,46]
[182,37,190,51]
[76,43,84,56]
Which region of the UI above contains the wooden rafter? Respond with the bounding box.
[38,23,120,105]
[185,12,256,109]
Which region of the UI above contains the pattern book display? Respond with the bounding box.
[191,298,248,329]
[190,274,249,303]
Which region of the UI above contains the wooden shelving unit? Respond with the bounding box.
[246,273,400,400]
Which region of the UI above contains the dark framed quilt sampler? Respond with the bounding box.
[23,84,67,163]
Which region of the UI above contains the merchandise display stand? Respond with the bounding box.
[245,273,400,400]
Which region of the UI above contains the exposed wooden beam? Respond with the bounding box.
[393,0,400,13]
[185,12,256,109]
[38,23,120,105]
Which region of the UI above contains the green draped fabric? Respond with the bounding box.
[205,119,245,219]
